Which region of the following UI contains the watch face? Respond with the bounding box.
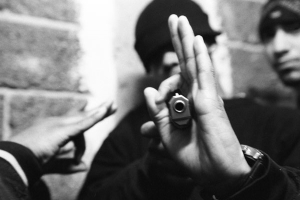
[241,145,264,160]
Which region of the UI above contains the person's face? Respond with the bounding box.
[263,20,300,87]
[148,51,180,80]
[148,43,215,81]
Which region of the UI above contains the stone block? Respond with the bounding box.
[0,21,82,92]
[9,94,87,135]
[219,0,264,43]
[113,0,151,120]
[0,0,78,22]
[0,95,4,139]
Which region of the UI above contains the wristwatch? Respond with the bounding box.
[202,145,267,200]
[241,144,264,167]
[240,144,266,189]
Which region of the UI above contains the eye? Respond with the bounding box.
[282,21,300,33]
[261,27,276,43]
[161,63,180,77]
[163,63,177,73]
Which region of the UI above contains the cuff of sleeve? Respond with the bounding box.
[226,153,299,200]
[201,149,267,200]
[0,141,43,186]
[202,151,299,200]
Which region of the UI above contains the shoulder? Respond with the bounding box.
[101,103,150,152]
[224,97,300,120]
[110,103,150,136]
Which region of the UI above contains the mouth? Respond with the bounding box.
[275,59,300,72]
[274,59,300,85]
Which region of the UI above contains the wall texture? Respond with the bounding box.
[0,1,88,200]
[0,0,146,200]
[0,0,85,136]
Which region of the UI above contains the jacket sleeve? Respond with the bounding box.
[0,141,43,200]
[200,153,300,200]
[227,154,300,200]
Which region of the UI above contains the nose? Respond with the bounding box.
[161,52,180,76]
[272,28,290,56]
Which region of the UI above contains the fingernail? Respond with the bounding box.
[110,102,118,113]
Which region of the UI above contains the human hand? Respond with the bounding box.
[143,122,192,185]
[142,15,251,197]
[9,101,116,174]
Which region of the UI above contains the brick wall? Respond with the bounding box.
[0,0,85,137]
[0,1,90,200]
[0,0,147,200]
[218,0,296,108]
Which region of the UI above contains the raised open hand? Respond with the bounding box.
[142,15,250,197]
[9,101,116,174]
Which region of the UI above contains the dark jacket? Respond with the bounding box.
[78,98,300,200]
[0,142,43,200]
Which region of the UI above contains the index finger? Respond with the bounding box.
[168,15,197,85]
[71,101,117,137]
[193,35,218,97]
[73,134,85,164]
[168,15,186,77]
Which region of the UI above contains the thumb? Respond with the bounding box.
[144,87,166,119]
[141,121,160,138]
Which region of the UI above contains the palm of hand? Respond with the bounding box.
[10,118,83,164]
[9,101,115,174]
[144,15,251,189]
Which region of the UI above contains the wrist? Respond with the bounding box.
[201,145,266,200]
[204,162,251,198]
[0,141,43,186]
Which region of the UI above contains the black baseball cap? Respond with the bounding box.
[134,0,220,72]
[259,0,300,41]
